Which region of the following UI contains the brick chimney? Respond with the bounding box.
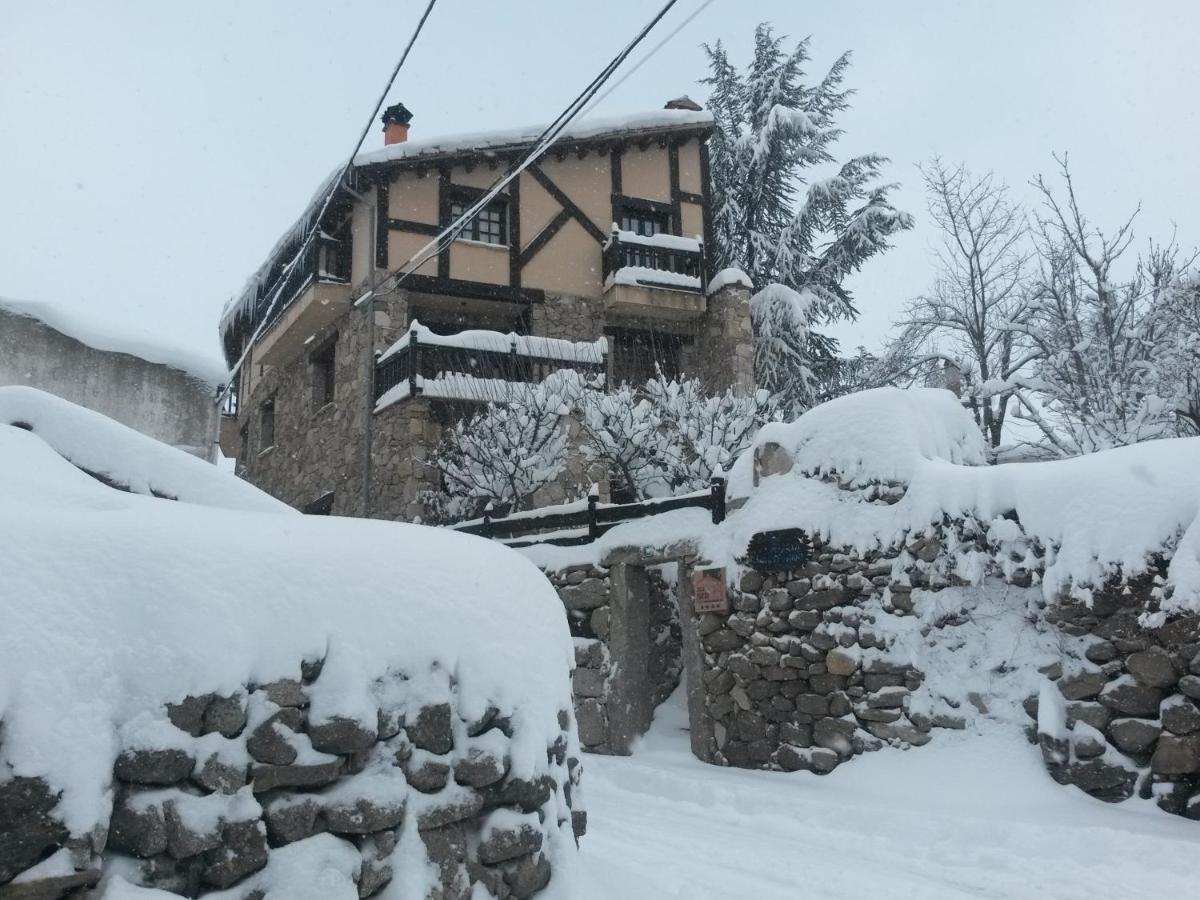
[664,95,702,112]
[381,102,413,146]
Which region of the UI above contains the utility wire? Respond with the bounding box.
[377,0,684,295]
[218,0,440,407]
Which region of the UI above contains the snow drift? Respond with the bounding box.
[0,395,580,897]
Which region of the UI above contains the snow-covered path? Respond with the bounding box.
[570,690,1199,899]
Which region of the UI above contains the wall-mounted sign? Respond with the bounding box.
[746,528,811,572]
[692,567,728,615]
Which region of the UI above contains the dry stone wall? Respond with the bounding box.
[545,564,680,755]
[1034,578,1200,818]
[0,658,583,899]
[695,540,950,774]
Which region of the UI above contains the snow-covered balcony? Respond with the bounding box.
[601,227,707,321]
[235,232,353,369]
[373,319,607,411]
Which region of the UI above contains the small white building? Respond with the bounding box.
[0,298,227,459]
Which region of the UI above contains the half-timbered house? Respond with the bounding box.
[218,98,754,518]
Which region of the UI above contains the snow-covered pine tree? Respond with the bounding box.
[703,24,913,415]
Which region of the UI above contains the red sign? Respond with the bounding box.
[692,567,728,615]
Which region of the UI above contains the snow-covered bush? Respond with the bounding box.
[427,370,586,515]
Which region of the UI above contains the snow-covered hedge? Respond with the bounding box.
[0,395,582,898]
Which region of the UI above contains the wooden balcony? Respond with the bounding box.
[601,228,707,321]
[374,321,607,410]
[253,235,352,368]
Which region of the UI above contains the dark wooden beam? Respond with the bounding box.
[509,173,522,289]
[529,165,607,244]
[699,138,716,280]
[400,273,544,304]
[387,218,441,236]
[437,169,451,279]
[668,143,682,236]
[677,190,705,206]
[518,207,573,269]
[375,181,390,268]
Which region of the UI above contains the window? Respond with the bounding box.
[259,397,275,450]
[450,199,507,245]
[619,207,670,238]
[311,340,336,410]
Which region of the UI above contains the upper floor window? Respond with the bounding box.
[450,199,507,246]
[619,207,670,238]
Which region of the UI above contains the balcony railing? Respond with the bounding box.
[373,320,608,408]
[249,233,351,330]
[602,227,706,293]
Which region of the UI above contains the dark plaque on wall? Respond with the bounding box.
[745,528,811,572]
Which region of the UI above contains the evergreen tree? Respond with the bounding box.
[703,25,913,414]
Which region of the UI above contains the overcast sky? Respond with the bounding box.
[2,0,1198,368]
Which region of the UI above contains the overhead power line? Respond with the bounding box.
[377,0,687,295]
[218,0,440,406]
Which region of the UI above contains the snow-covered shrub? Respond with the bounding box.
[427,370,586,515]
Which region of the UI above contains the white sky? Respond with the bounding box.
[2,0,1198,367]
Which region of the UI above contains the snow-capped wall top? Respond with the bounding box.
[0,386,289,513]
[0,412,575,834]
[706,268,753,294]
[727,387,988,493]
[1,296,229,387]
[354,108,713,167]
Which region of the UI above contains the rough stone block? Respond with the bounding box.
[324,797,406,835]
[309,715,377,755]
[1100,679,1164,717]
[1162,697,1200,735]
[571,668,607,699]
[251,760,343,793]
[416,790,483,831]
[1126,648,1179,688]
[203,695,247,738]
[114,749,194,786]
[264,797,323,846]
[453,749,507,789]
[1151,735,1200,775]
[201,820,268,888]
[575,699,607,747]
[108,794,167,859]
[1057,671,1108,701]
[406,704,454,755]
[246,707,305,766]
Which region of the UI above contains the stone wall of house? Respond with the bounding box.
[0,656,583,899]
[1033,579,1200,818]
[528,295,606,345]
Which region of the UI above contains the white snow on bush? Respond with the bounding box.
[0,414,577,837]
[0,386,289,513]
[1,296,228,387]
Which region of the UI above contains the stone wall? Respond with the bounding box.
[1034,579,1200,818]
[691,541,948,773]
[0,655,583,899]
[544,564,681,755]
[0,306,220,459]
[694,283,754,392]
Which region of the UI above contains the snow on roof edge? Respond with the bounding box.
[353,108,713,167]
[1,297,229,388]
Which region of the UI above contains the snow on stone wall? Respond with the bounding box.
[0,408,583,898]
[0,304,223,458]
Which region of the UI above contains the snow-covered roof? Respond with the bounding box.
[1,296,229,388]
[354,108,713,167]
[0,391,575,837]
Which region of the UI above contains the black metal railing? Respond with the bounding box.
[602,227,706,293]
[250,234,350,331]
[453,475,727,548]
[374,329,608,403]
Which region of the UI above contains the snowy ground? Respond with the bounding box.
[573,688,1199,899]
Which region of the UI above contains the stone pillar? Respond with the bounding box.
[676,560,718,763]
[606,562,653,754]
[698,283,754,392]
